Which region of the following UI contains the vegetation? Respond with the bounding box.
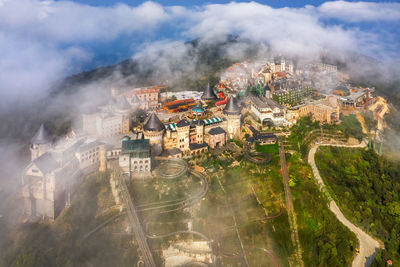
[196,152,294,266]
[287,153,358,266]
[255,143,279,154]
[1,172,137,267]
[338,114,364,141]
[315,147,400,265]
[287,117,321,157]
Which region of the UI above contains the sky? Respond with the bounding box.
[0,0,399,104]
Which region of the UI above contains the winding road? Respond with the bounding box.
[308,141,381,267]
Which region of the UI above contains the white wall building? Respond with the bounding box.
[249,96,288,126]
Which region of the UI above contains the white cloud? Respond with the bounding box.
[0,0,398,105]
[182,2,359,58]
[318,1,400,22]
[0,0,172,104]
[0,0,170,42]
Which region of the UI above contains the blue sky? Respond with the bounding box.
[0,0,399,102]
[58,0,400,70]
[49,0,400,69]
[55,0,389,8]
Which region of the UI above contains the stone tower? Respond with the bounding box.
[176,120,190,151]
[195,120,204,144]
[143,113,164,156]
[30,124,51,161]
[223,97,241,140]
[201,83,218,101]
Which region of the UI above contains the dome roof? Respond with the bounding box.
[192,105,204,113]
[122,136,131,141]
[201,83,218,100]
[143,113,164,132]
[223,97,241,115]
[31,124,51,144]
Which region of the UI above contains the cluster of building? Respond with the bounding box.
[220,57,294,94]
[22,84,243,220]
[22,57,385,221]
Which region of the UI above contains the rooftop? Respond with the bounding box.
[208,126,226,135]
[176,119,191,128]
[201,83,218,100]
[143,113,165,132]
[78,139,103,153]
[31,124,51,144]
[189,142,208,151]
[250,96,281,109]
[33,152,59,174]
[223,97,241,115]
[121,139,150,158]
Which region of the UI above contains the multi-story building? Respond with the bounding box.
[269,57,294,75]
[207,127,226,148]
[119,137,151,175]
[82,96,131,138]
[153,97,241,156]
[75,139,104,170]
[272,85,314,105]
[249,96,288,127]
[123,86,163,109]
[297,101,339,124]
[23,126,103,220]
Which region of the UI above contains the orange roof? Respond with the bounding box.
[276,72,286,77]
[164,98,195,107]
[218,82,226,89]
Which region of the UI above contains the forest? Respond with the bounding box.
[315,147,400,265]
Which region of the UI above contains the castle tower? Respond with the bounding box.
[195,120,204,144]
[176,120,190,152]
[223,97,241,140]
[201,83,218,101]
[143,113,164,156]
[30,124,51,161]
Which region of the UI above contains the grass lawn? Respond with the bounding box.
[255,143,280,154]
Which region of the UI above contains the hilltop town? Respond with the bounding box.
[20,56,392,266]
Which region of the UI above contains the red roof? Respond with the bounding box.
[276,72,286,77]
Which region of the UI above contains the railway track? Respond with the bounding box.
[115,172,157,267]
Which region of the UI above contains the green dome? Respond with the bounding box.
[192,105,204,113]
[122,136,131,141]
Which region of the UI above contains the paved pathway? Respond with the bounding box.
[308,142,381,267]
